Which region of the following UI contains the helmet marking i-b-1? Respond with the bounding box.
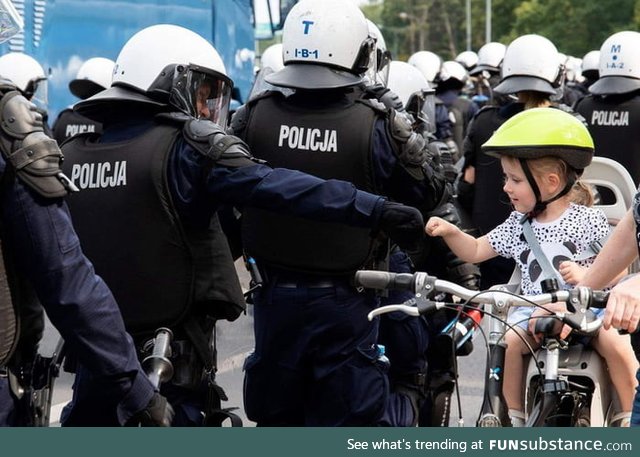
[266,0,375,90]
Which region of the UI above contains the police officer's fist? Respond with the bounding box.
[378,201,425,252]
[133,392,174,427]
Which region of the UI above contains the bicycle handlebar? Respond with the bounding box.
[356,270,608,335]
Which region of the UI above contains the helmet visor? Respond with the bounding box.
[406,88,436,135]
[170,64,233,126]
[26,77,48,111]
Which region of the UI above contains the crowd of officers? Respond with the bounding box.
[1,0,640,427]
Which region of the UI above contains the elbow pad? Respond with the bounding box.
[389,110,426,168]
[0,91,74,198]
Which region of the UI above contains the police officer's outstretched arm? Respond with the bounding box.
[189,118,425,251]
[0,89,171,426]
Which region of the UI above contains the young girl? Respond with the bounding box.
[426,108,639,426]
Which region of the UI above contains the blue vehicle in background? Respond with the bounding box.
[0,0,294,120]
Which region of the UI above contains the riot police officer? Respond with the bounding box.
[0,16,171,427]
[435,60,479,155]
[59,23,423,427]
[231,0,446,426]
[408,50,456,148]
[52,57,115,143]
[574,31,640,185]
[467,41,507,108]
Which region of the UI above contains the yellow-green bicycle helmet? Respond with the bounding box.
[482,107,594,169]
[481,107,595,218]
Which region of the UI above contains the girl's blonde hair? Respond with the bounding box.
[527,156,594,206]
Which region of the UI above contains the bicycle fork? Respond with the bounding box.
[477,301,512,427]
[526,340,589,427]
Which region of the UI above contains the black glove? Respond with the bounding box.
[131,392,174,427]
[378,201,425,252]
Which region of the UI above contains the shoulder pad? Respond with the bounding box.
[0,92,44,140]
[379,90,404,111]
[0,92,74,198]
[183,118,259,167]
[389,109,414,143]
[0,78,19,96]
[184,118,228,145]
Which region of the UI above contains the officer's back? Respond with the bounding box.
[574,31,640,185]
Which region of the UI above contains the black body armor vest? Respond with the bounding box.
[575,93,640,185]
[62,120,245,336]
[52,108,103,145]
[241,92,380,273]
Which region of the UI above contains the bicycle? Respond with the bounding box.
[354,270,624,427]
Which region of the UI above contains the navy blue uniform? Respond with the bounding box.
[0,154,154,426]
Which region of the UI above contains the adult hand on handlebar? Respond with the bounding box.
[603,273,640,333]
[528,303,572,343]
[378,201,425,252]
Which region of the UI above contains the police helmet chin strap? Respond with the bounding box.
[518,158,575,220]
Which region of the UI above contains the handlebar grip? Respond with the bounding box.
[590,290,609,309]
[354,271,416,292]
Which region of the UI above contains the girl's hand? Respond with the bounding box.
[425,216,456,238]
[528,303,572,342]
[559,261,586,285]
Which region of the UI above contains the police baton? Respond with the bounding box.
[142,328,174,389]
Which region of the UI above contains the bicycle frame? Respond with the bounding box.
[356,270,608,428]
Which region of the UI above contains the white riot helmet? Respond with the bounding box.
[589,31,640,95]
[436,60,469,88]
[581,50,600,79]
[365,19,391,87]
[408,51,442,83]
[0,52,47,105]
[455,50,479,71]
[387,60,436,133]
[564,56,583,83]
[469,42,506,76]
[387,61,430,106]
[260,44,285,72]
[82,24,233,126]
[266,0,375,90]
[494,34,562,95]
[69,57,115,100]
